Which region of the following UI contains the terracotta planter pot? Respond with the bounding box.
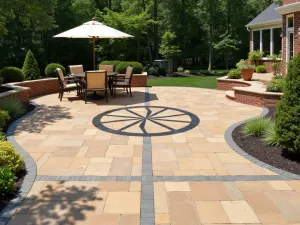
[241,69,254,81]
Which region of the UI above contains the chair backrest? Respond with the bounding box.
[99,65,114,72]
[125,66,134,84]
[85,71,107,90]
[56,68,66,88]
[69,65,84,74]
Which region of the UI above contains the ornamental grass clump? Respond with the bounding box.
[243,117,272,137]
[0,98,25,119]
[263,121,281,147]
[275,52,300,153]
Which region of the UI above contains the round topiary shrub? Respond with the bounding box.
[116,61,143,74]
[256,65,267,73]
[45,63,66,77]
[184,70,191,74]
[177,67,184,72]
[148,67,159,76]
[0,141,23,173]
[22,50,40,80]
[158,68,167,76]
[0,67,25,83]
[228,69,241,79]
[0,167,16,199]
[275,53,300,153]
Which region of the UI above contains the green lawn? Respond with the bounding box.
[147,76,222,89]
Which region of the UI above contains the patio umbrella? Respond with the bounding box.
[53,18,133,70]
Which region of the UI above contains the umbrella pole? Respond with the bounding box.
[92,37,96,70]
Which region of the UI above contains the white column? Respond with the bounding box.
[270,28,273,55]
[260,30,263,52]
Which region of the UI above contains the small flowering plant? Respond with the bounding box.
[236,59,256,70]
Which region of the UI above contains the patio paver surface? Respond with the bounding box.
[4,87,300,225]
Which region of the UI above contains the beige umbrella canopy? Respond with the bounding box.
[54,18,133,70]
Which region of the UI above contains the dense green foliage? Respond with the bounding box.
[256,65,266,73]
[0,141,23,173]
[45,63,66,77]
[147,76,221,89]
[0,99,26,119]
[266,77,286,93]
[275,53,300,153]
[0,133,6,141]
[148,67,159,76]
[248,51,263,64]
[228,69,241,79]
[22,50,40,80]
[158,68,166,76]
[0,167,17,199]
[0,67,24,83]
[116,61,143,74]
[0,0,275,72]
[0,110,10,131]
[243,118,272,137]
[100,61,122,71]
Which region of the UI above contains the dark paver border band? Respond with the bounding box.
[225,107,300,180]
[0,103,39,225]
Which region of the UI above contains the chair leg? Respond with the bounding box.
[129,87,132,97]
[60,91,64,101]
[105,89,108,103]
[126,87,128,94]
[85,89,87,104]
[114,87,116,98]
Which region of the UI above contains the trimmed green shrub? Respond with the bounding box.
[45,63,66,77]
[275,53,300,153]
[228,69,241,79]
[158,68,167,76]
[100,61,122,71]
[116,61,143,74]
[0,133,6,141]
[148,67,159,76]
[0,67,24,83]
[177,67,184,72]
[243,117,272,137]
[0,99,25,119]
[0,167,16,199]
[263,121,281,146]
[256,65,267,73]
[0,110,10,131]
[248,50,263,63]
[184,70,191,74]
[0,141,23,173]
[22,50,40,80]
[266,78,286,93]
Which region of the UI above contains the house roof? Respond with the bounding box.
[247,3,282,28]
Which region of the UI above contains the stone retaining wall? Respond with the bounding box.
[0,73,148,103]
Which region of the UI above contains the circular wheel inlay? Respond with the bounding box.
[93,106,200,137]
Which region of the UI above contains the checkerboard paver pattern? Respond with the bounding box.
[2,87,300,225]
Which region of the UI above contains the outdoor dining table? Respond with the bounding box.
[71,71,118,99]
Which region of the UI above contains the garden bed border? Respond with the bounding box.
[0,103,39,225]
[225,107,300,180]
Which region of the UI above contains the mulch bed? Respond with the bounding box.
[232,107,300,175]
[0,103,35,213]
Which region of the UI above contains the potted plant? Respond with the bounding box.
[248,50,264,65]
[236,59,256,81]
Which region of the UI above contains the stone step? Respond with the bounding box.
[226,90,235,100]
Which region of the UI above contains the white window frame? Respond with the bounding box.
[251,26,282,58]
[286,14,294,64]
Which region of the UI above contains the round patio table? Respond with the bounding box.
[72,72,118,99]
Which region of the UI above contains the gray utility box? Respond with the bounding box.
[153,60,173,73]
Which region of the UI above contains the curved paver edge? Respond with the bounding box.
[225,107,300,180]
[0,102,39,225]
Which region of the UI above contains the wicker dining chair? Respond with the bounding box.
[84,71,108,103]
[56,68,80,101]
[112,66,134,98]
